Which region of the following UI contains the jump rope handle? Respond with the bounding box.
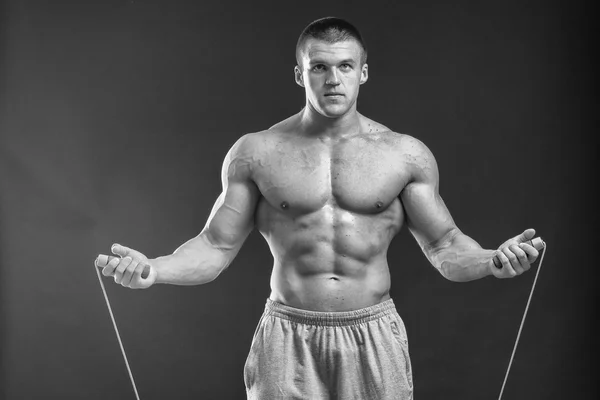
[493,237,545,269]
[104,255,151,279]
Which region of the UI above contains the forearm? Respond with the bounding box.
[150,233,234,285]
[430,230,495,282]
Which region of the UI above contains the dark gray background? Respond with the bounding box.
[0,0,596,399]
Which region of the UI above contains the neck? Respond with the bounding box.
[299,102,361,138]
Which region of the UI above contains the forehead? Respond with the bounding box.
[300,39,362,64]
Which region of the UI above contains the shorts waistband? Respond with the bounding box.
[264,298,397,327]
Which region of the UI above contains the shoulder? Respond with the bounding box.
[359,114,392,135]
[229,113,300,156]
[359,118,435,164]
[228,130,268,155]
[395,133,439,184]
[360,122,438,183]
[221,131,266,179]
[230,126,286,154]
[358,113,436,162]
[222,127,285,180]
[397,134,436,162]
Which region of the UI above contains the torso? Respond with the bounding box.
[250,113,413,311]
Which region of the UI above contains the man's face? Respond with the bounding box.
[295,39,368,118]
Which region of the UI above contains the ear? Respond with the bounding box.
[359,63,369,85]
[294,65,305,87]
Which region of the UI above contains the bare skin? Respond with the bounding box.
[254,115,406,311]
[96,38,540,312]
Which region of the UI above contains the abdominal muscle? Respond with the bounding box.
[269,258,392,312]
[258,200,402,312]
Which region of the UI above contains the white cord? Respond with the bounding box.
[95,265,142,400]
[498,242,547,400]
[93,243,546,400]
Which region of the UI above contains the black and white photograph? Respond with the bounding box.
[0,0,595,399]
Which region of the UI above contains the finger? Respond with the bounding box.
[509,244,530,272]
[102,256,121,277]
[497,251,517,277]
[502,246,523,274]
[111,243,130,258]
[121,259,139,287]
[95,254,111,268]
[106,255,119,264]
[114,256,133,284]
[517,228,536,243]
[518,243,539,263]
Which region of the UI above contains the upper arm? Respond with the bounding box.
[201,134,261,252]
[399,135,459,258]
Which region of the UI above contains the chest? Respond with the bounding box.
[252,138,410,213]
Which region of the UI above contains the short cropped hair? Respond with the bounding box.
[296,17,368,67]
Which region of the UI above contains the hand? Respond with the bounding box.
[95,244,157,289]
[490,228,541,279]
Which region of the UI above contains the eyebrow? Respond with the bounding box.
[309,59,357,65]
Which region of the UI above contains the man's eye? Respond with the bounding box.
[340,64,352,70]
[312,65,325,71]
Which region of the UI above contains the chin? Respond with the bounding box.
[319,104,351,118]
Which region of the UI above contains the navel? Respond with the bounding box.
[280,201,289,210]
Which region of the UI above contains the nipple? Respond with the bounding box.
[375,201,383,209]
[280,201,289,210]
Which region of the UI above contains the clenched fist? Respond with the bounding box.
[95,244,157,289]
[490,228,542,279]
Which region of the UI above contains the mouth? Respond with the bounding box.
[324,93,344,97]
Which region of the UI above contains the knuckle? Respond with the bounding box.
[119,258,133,271]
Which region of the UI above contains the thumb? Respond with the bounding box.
[516,228,536,243]
[111,243,130,258]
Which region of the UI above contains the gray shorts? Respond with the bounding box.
[244,298,414,399]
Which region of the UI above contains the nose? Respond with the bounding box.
[325,68,340,86]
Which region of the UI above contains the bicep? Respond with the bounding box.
[402,181,457,253]
[202,135,260,251]
[203,177,259,251]
[399,137,458,255]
